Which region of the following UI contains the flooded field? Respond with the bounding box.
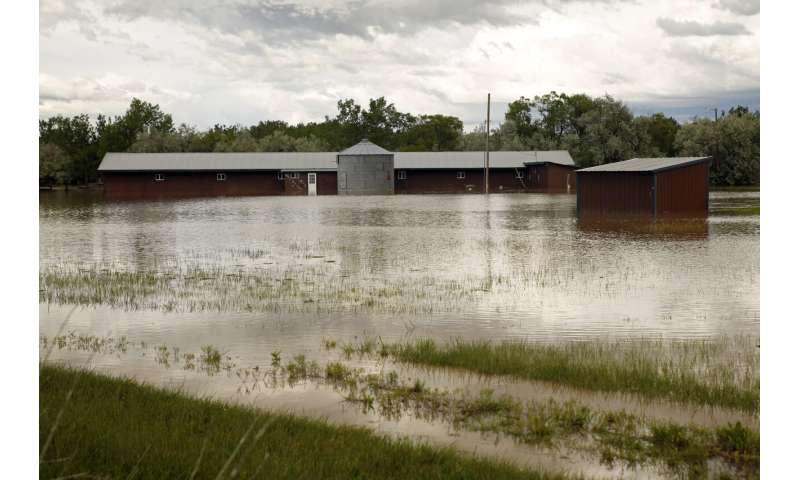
[39,190,760,478]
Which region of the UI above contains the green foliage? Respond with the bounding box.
[675,110,760,186]
[39,143,71,187]
[39,95,759,187]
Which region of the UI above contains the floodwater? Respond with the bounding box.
[39,190,760,478]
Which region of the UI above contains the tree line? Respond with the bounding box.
[39,94,759,188]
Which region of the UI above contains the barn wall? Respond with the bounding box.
[526,163,576,193]
[317,172,338,195]
[547,164,576,193]
[101,172,284,199]
[577,172,654,216]
[655,162,709,215]
[283,175,307,195]
[394,168,528,194]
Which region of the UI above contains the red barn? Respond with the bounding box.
[576,157,712,217]
[96,146,576,199]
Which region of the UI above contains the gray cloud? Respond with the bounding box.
[656,18,750,36]
[714,0,759,16]
[102,0,535,45]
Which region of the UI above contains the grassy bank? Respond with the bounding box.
[376,337,759,413]
[39,364,563,480]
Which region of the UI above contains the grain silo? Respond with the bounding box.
[336,139,394,195]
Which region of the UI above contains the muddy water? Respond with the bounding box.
[39,190,759,477]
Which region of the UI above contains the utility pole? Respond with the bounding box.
[485,93,490,194]
[713,107,718,122]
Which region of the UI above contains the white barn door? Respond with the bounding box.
[307,173,317,196]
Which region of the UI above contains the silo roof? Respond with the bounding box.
[577,157,711,173]
[338,139,392,155]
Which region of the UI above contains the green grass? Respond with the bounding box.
[713,206,760,216]
[40,364,568,480]
[326,362,759,477]
[384,337,759,413]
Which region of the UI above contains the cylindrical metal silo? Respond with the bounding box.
[336,139,395,195]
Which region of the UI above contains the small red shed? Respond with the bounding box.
[576,157,712,217]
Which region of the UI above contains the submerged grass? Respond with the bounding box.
[713,206,760,216]
[322,363,759,478]
[383,337,759,413]
[40,364,566,480]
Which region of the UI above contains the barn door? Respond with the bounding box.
[307,173,317,196]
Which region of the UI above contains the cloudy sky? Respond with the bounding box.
[39,0,760,129]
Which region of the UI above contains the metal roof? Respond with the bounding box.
[394,150,573,169]
[521,150,575,167]
[97,150,575,172]
[576,157,711,173]
[98,152,338,172]
[338,139,392,156]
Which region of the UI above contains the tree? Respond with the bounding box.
[569,95,653,167]
[39,143,71,188]
[258,131,298,152]
[398,115,463,151]
[504,97,535,139]
[675,112,759,186]
[633,113,680,156]
[292,135,329,152]
[128,130,183,153]
[214,129,258,152]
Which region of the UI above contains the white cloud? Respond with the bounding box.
[39,0,760,129]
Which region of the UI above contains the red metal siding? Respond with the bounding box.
[101,172,284,199]
[655,162,709,216]
[395,168,530,194]
[526,163,576,193]
[317,172,338,195]
[283,172,338,195]
[577,172,654,216]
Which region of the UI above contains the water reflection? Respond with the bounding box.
[40,191,759,343]
[577,216,709,239]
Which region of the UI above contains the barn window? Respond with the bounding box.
[397,170,407,180]
[278,172,284,180]
[515,170,524,179]
[456,171,465,179]
[154,173,165,182]
[288,172,300,179]
[216,173,226,181]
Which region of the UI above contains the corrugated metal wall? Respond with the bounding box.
[576,172,654,216]
[337,154,394,195]
[284,172,338,195]
[101,172,284,199]
[526,164,576,193]
[394,169,530,194]
[655,162,709,215]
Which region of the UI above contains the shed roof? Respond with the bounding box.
[576,157,711,173]
[339,139,392,156]
[97,150,574,172]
